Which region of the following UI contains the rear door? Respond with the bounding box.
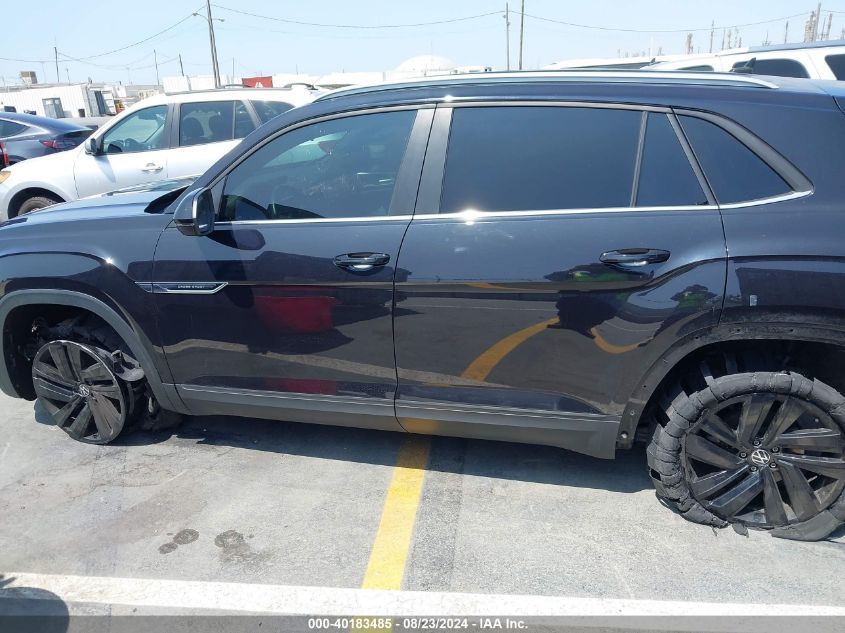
[74,104,170,197]
[153,106,432,431]
[393,103,728,457]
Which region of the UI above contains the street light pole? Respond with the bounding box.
[204,0,221,88]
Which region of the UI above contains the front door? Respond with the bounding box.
[153,107,432,431]
[75,104,170,198]
[393,104,728,457]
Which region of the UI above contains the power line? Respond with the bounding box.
[212,4,503,29]
[522,11,809,34]
[59,9,201,61]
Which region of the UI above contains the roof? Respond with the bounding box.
[0,111,90,132]
[316,70,786,102]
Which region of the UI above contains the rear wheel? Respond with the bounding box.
[647,370,845,540]
[17,195,62,215]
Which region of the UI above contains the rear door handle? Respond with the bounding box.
[142,163,164,173]
[600,248,670,267]
[333,252,390,272]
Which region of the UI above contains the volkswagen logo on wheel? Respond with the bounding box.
[750,448,771,466]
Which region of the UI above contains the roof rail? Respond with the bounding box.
[316,70,779,101]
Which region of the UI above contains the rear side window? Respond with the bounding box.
[179,100,250,147]
[825,54,845,80]
[0,120,27,137]
[732,58,809,78]
[251,101,294,124]
[679,115,790,204]
[440,106,641,212]
[636,113,707,207]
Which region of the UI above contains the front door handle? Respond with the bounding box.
[333,252,390,272]
[600,248,670,267]
[142,163,164,173]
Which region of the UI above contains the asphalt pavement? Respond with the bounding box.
[0,391,843,622]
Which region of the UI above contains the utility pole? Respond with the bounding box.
[202,0,222,88]
[153,49,160,86]
[709,21,714,53]
[784,21,789,44]
[65,67,70,83]
[178,54,185,77]
[518,0,525,70]
[814,3,822,41]
[54,46,59,84]
[504,3,511,71]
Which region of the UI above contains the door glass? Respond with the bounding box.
[0,120,27,137]
[220,110,416,221]
[440,106,641,212]
[251,100,294,123]
[101,105,168,154]
[179,100,237,146]
[731,58,809,78]
[636,113,707,207]
[825,54,845,80]
[234,101,256,138]
[679,115,791,204]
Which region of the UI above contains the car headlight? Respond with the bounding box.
[0,171,10,185]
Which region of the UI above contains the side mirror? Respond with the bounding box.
[174,188,215,236]
[83,136,101,155]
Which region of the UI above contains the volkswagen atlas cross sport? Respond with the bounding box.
[1,71,844,542]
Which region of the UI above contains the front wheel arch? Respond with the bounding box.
[8,187,65,218]
[0,289,187,414]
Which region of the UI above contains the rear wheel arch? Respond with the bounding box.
[621,324,845,447]
[0,290,186,414]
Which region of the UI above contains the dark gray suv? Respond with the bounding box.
[0,71,844,542]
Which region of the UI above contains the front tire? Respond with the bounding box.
[647,370,845,541]
[17,195,62,215]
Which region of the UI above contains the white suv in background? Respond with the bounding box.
[649,40,845,79]
[0,87,317,218]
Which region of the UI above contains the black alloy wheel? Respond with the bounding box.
[684,393,845,528]
[32,340,128,444]
[648,369,845,540]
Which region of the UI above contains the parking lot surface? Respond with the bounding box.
[1,391,844,614]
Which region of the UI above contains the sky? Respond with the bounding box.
[3,1,845,86]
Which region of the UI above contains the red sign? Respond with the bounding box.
[243,76,274,88]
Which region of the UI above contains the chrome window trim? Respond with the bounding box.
[206,190,810,226]
[445,100,672,113]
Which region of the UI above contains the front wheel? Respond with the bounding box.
[647,371,845,541]
[17,195,62,215]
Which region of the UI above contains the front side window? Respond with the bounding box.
[439,106,641,213]
[636,113,707,207]
[732,58,809,78]
[101,105,168,154]
[825,54,845,80]
[220,110,416,221]
[679,115,791,204]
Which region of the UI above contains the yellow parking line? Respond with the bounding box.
[361,315,556,590]
[461,317,559,381]
[361,435,431,590]
[589,327,640,354]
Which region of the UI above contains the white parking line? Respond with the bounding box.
[1,572,843,617]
